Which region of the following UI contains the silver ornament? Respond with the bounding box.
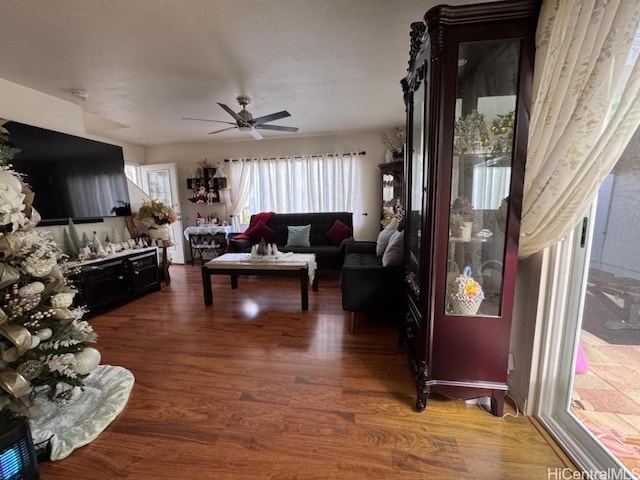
[16,359,44,380]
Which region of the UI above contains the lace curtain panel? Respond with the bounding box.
[519,0,640,257]
[228,153,362,231]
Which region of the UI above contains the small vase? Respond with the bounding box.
[460,221,473,241]
[148,224,170,241]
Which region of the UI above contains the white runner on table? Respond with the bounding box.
[207,252,317,284]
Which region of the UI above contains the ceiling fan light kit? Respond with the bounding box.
[182,95,299,140]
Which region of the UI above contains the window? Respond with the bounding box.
[228,153,362,217]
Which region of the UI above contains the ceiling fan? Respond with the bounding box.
[182,96,299,140]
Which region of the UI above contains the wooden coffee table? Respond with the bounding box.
[201,253,318,310]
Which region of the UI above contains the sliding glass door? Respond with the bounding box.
[535,149,640,478]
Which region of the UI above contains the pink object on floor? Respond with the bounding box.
[575,342,589,373]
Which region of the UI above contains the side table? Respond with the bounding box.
[158,241,171,284]
[184,225,233,265]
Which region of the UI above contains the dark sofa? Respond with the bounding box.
[227,212,353,271]
[340,240,405,333]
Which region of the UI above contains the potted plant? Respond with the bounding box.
[133,200,178,241]
[450,196,473,239]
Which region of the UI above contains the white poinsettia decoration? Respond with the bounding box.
[0,170,28,233]
[7,229,62,278]
[50,292,75,309]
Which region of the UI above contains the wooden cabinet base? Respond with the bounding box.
[413,359,506,416]
[70,248,161,317]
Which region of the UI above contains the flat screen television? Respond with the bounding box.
[5,120,131,226]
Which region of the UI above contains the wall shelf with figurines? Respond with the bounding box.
[187,158,227,204]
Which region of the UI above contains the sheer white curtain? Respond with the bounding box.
[471,166,511,209]
[66,173,128,218]
[228,152,361,229]
[228,158,253,232]
[519,0,640,257]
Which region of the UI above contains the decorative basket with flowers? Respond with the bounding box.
[449,266,484,315]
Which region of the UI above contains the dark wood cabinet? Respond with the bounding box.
[379,160,403,229]
[128,250,162,296]
[400,0,539,416]
[79,259,130,313]
[70,249,161,317]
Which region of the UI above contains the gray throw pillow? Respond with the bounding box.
[376,217,398,256]
[382,230,404,267]
[286,224,311,247]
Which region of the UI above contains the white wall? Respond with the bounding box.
[144,131,391,241]
[0,78,146,245]
[1,76,397,244]
[508,250,545,411]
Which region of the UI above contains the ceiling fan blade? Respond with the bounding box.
[217,102,244,123]
[208,126,238,135]
[256,124,299,132]
[248,128,263,140]
[182,117,236,125]
[252,110,291,125]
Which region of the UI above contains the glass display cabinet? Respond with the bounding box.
[400,0,539,416]
[379,160,404,229]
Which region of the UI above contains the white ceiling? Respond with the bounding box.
[0,0,486,146]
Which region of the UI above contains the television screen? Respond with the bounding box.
[5,121,131,226]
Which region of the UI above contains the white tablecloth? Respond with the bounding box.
[183,225,233,240]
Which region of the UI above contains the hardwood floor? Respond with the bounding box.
[38,264,568,479]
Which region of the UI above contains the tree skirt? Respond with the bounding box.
[28,365,135,461]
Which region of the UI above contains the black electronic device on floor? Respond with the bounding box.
[0,416,39,480]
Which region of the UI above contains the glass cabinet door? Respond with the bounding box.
[445,39,520,317]
[380,163,403,228]
[407,70,427,299]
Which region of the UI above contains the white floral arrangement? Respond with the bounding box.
[382,127,406,154]
[0,169,31,234]
[7,229,60,277]
[133,199,178,228]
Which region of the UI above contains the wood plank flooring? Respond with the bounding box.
[38,265,568,479]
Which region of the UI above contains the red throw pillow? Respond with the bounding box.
[245,221,275,243]
[325,219,352,246]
